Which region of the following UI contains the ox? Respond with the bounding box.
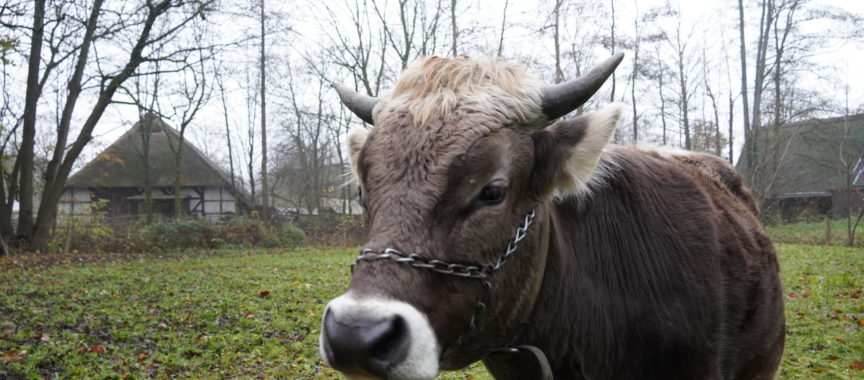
[319,53,785,380]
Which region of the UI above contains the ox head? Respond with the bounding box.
[320,54,624,379]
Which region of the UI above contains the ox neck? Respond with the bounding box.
[483,205,553,380]
[516,205,551,337]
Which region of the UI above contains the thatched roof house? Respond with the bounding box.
[61,114,249,220]
[737,114,864,220]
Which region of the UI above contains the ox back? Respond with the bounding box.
[484,147,785,379]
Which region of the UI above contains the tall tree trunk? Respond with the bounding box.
[173,129,185,220]
[676,46,691,150]
[749,0,774,176]
[737,0,753,171]
[657,49,668,145]
[630,2,639,143]
[553,0,563,84]
[18,0,46,241]
[260,0,270,220]
[450,0,458,56]
[140,117,154,223]
[497,0,509,56]
[217,73,236,190]
[609,0,616,102]
[728,93,734,163]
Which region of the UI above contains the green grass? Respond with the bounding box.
[765,218,864,247]
[777,244,864,378]
[0,244,861,379]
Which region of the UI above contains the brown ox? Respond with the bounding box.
[319,54,784,380]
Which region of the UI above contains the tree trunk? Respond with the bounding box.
[676,47,690,150]
[218,73,236,190]
[553,0,563,84]
[18,0,46,241]
[657,49,667,145]
[737,0,751,137]
[450,0,458,56]
[260,0,270,221]
[609,0,616,102]
[630,3,640,143]
[728,93,734,163]
[497,0,509,56]
[173,136,184,220]
[749,0,774,170]
[140,117,154,223]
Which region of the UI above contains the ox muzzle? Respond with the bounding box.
[320,294,440,379]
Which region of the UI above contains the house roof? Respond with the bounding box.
[67,114,241,193]
[736,113,864,197]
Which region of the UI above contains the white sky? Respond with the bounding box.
[47,0,864,177]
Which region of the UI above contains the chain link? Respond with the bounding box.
[349,209,537,356]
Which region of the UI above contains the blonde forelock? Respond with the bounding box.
[382,56,545,127]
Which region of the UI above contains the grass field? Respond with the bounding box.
[766,219,864,247]
[0,244,862,379]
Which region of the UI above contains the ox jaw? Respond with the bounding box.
[320,293,440,380]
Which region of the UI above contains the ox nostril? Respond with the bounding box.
[371,314,408,361]
[323,310,411,378]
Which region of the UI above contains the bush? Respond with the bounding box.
[49,216,306,254]
[276,223,306,248]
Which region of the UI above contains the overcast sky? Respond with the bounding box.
[78,0,864,176]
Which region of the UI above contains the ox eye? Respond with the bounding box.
[477,183,507,206]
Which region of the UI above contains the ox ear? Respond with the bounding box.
[531,103,623,196]
[345,125,370,183]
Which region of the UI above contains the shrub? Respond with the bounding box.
[49,216,306,254]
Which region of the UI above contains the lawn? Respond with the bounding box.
[0,244,861,379]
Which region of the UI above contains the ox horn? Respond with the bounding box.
[335,84,378,125]
[541,52,625,120]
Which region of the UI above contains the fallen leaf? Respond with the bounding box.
[788,293,798,299]
[89,345,107,354]
[182,350,201,359]
[259,291,270,297]
[828,355,841,361]
[835,338,846,344]
[802,290,812,297]
[137,353,148,360]
[2,349,26,363]
[833,308,843,313]
[182,297,193,303]
[851,361,864,370]
[858,320,864,327]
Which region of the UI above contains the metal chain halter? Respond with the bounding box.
[350,209,536,355]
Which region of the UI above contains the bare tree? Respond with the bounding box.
[21,1,215,250]
[259,0,270,220]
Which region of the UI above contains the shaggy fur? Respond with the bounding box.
[381,55,545,127]
[326,55,784,380]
